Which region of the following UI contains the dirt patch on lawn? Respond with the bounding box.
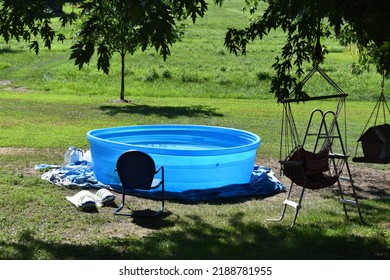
[0,147,39,155]
[0,80,12,86]
[0,147,64,176]
[0,80,33,92]
[347,164,390,199]
[257,157,390,200]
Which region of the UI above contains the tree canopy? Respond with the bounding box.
[0,0,78,53]
[0,0,208,52]
[0,0,208,100]
[217,0,390,101]
[69,0,207,100]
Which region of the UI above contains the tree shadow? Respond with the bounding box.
[99,103,224,119]
[1,199,388,260]
[355,184,390,199]
[0,47,22,54]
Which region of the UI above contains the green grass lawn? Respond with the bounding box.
[0,0,389,260]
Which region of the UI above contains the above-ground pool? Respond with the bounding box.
[87,125,261,192]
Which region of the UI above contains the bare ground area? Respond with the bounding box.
[1,148,389,200]
[258,156,390,200]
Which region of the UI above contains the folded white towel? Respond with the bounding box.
[95,188,116,205]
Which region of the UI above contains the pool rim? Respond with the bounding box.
[86,124,261,156]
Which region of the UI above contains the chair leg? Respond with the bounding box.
[267,204,288,223]
[144,183,164,217]
[267,181,294,223]
[268,182,305,228]
[289,187,305,228]
[114,203,124,215]
[114,187,165,218]
[113,191,126,215]
[160,181,165,213]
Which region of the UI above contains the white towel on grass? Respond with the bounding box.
[66,189,115,212]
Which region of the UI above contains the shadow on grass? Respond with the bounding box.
[0,47,22,54]
[99,104,224,119]
[355,184,390,199]
[1,199,389,260]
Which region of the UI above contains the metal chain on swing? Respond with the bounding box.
[360,71,389,135]
[378,73,389,125]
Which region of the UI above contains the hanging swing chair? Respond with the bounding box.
[353,74,390,164]
[269,44,363,227]
[270,67,356,228]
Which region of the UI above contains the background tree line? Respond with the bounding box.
[0,0,388,101]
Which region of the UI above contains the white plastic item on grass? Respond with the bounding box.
[64,146,84,164]
[82,150,92,162]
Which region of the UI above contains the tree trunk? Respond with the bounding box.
[120,52,125,101]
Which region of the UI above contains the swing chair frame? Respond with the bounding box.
[353,74,390,164]
[269,62,363,227]
[279,64,348,161]
[280,64,349,104]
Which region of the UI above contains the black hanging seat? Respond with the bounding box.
[353,157,390,164]
[353,123,390,164]
[353,74,389,164]
[270,144,343,228]
[281,146,339,190]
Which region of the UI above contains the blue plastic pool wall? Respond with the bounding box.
[90,147,258,192]
[87,125,261,192]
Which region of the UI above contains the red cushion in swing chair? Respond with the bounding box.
[282,146,339,189]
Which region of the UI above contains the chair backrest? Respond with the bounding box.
[282,145,335,189]
[116,150,156,190]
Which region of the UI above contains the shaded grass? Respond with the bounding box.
[0,166,388,260]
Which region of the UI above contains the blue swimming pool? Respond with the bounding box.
[87,125,261,192]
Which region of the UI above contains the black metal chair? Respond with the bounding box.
[114,150,165,217]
